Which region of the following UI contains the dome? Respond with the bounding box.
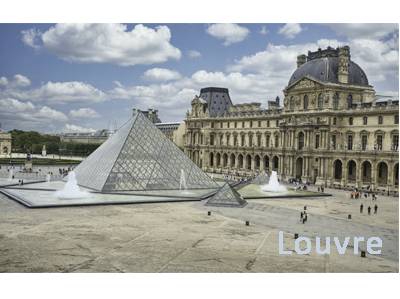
[288,47,369,86]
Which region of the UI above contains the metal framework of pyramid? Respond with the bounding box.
[69,112,219,193]
[205,182,247,207]
[251,169,270,185]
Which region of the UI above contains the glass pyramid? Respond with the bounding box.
[69,112,219,193]
[206,182,247,207]
[251,169,270,185]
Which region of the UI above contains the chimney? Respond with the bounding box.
[338,45,350,84]
[132,108,136,116]
[297,54,306,68]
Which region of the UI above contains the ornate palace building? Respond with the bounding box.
[184,46,399,194]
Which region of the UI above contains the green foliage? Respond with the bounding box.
[9,130,100,156]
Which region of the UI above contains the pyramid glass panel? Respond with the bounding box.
[251,170,270,185]
[206,182,247,207]
[70,112,219,193]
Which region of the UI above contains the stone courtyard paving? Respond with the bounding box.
[0,181,398,274]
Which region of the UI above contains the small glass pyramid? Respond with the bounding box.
[206,182,247,207]
[69,112,219,193]
[251,169,270,185]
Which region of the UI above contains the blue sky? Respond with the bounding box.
[0,4,399,134]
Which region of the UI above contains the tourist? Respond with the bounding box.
[374,204,378,214]
[360,203,363,213]
[368,206,371,215]
[18,179,21,186]
[300,212,303,222]
[21,179,24,186]
[318,186,320,192]
[350,192,354,199]
[304,211,308,222]
[375,194,378,201]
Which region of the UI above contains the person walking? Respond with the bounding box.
[368,206,371,215]
[374,204,378,214]
[300,212,304,222]
[304,211,308,222]
[360,203,363,213]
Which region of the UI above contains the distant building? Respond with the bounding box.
[156,122,186,149]
[60,129,109,144]
[133,108,162,124]
[0,124,12,155]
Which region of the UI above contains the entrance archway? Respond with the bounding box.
[334,160,342,180]
[361,161,372,185]
[377,162,388,186]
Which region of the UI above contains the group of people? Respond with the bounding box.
[300,211,308,224]
[360,204,378,214]
[317,185,325,192]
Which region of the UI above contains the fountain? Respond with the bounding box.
[261,171,287,192]
[180,169,187,192]
[8,169,13,181]
[55,171,90,199]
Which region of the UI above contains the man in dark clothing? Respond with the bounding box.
[374,204,378,214]
[360,204,363,213]
[368,206,371,215]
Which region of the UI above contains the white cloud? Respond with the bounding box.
[0,77,8,86]
[188,50,201,58]
[0,74,31,88]
[206,23,250,46]
[69,108,102,119]
[260,26,268,35]
[141,68,182,82]
[1,81,109,105]
[63,124,96,133]
[277,23,303,39]
[0,98,68,129]
[21,23,182,66]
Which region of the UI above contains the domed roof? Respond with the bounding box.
[288,47,369,86]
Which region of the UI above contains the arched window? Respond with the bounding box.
[290,96,295,111]
[349,117,353,125]
[347,94,353,108]
[298,132,304,150]
[318,93,323,109]
[363,116,368,125]
[333,93,339,109]
[304,95,309,110]
[378,116,383,125]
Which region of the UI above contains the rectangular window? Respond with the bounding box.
[220,135,223,145]
[393,135,399,150]
[377,135,383,150]
[227,135,230,146]
[258,121,261,128]
[242,122,245,128]
[333,117,337,125]
[348,135,353,150]
[266,135,270,147]
[220,123,223,128]
[275,135,279,148]
[210,135,214,145]
[332,135,336,150]
[211,123,214,128]
[241,135,245,146]
[234,122,237,128]
[249,137,253,147]
[227,122,230,128]
[267,121,270,127]
[200,135,203,145]
[276,120,279,127]
[234,136,237,146]
[257,135,261,146]
[315,135,320,149]
[362,135,367,150]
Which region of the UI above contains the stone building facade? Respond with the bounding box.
[0,124,12,155]
[184,46,399,194]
